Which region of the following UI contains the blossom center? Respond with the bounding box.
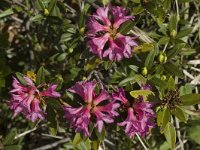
[109,26,118,38]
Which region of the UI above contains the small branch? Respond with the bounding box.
[136,134,149,150]
[41,133,64,140]
[175,118,184,150]
[15,127,37,139]
[32,138,70,150]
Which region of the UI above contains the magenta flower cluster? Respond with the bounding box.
[87,6,137,61]
[63,81,155,137]
[9,76,60,122]
[113,88,155,137]
[63,81,119,136]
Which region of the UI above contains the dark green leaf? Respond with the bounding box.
[181,94,200,106]
[169,14,177,32]
[3,128,17,145]
[48,0,57,14]
[171,106,188,122]
[157,106,171,133]
[119,20,135,34]
[176,27,193,39]
[164,123,176,150]
[15,72,27,86]
[73,133,82,145]
[179,84,193,96]
[95,127,106,141]
[119,77,135,86]
[167,76,175,90]
[164,62,184,79]
[144,49,156,70]
[129,65,139,72]
[132,6,144,15]
[148,77,167,89]
[158,36,170,45]
[188,125,200,145]
[36,66,45,85]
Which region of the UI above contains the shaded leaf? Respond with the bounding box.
[15,72,27,86]
[36,66,46,85]
[181,94,200,106]
[164,123,176,150]
[171,106,188,122]
[157,106,171,133]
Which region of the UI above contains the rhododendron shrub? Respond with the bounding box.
[0,0,200,150]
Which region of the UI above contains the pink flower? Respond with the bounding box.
[63,81,119,136]
[40,84,61,97]
[9,76,60,122]
[87,6,137,61]
[113,88,155,137]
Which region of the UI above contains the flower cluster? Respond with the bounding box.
[87,6,137,61]
[113,88,155,137]
[63,81,119,136]
[63,81,155,137]
[9,76,60,122]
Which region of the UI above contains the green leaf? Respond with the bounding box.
[30,14,44,22]
[179,84,193,96]
[57,53,67,61]
[188,125,200,145]
[163,0,171,11]
[167,76,175,90]
[132,6,144,15]
[91,141,100,150]
[167,43,185,59]
[144,49,156,70]
[169,14,177,32]
[3,128,17,145]
[181,94,200,106]
[129,65,139,72]
[15,72,27,86]
[180,106,200,116]
[95,127,106,141]
[164,62,184,79]
[0,8,14,19]
[164,123,176,150]
[130,90,154,100]
[119,20,135,34]
[119,77,135,86]
[76,140,91,150]
[176,27,193,39]
[73,133,82,145]
[158,36,170,45]
[36,66,45,85]
[148,77,167,89]
[157,106,171,133]
[46,106,58,135]
[171,106,188,122]
[48,0,57,14]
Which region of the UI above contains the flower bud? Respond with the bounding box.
[44,9,49,16]
[170,30,177,38]
[68,48,73,53]
[79,27,85,35]
[142,67,148,76]
[158,53,167,63]
[161,75,166,80]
